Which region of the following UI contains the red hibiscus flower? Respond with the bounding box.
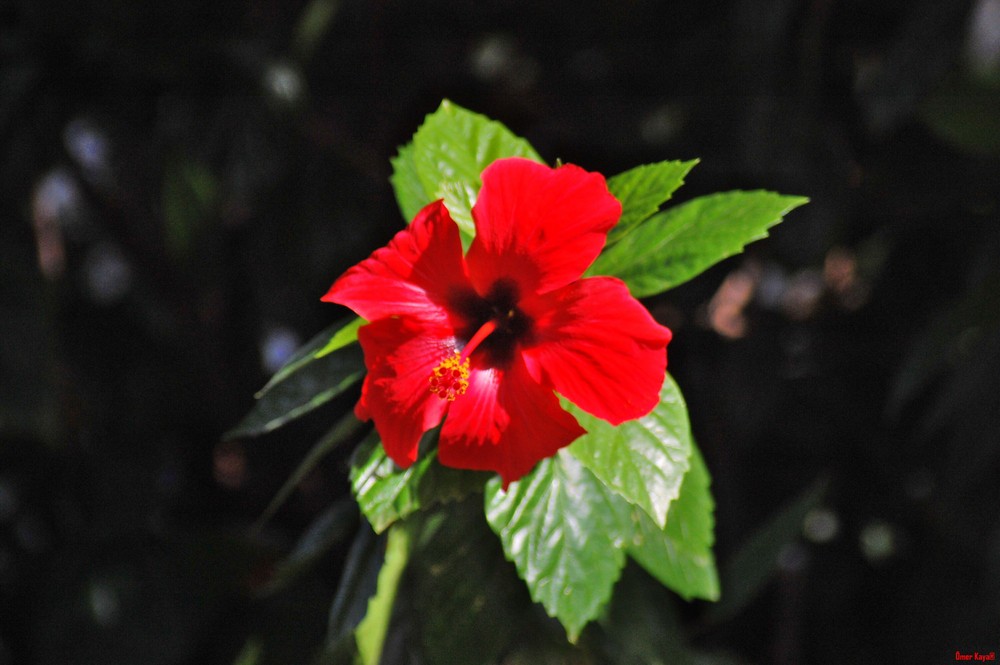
[323,157,672,486]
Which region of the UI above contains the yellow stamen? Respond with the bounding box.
[429,351,470,401]
[428,320,500,401]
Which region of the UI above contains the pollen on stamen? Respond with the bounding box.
[429,351,470,401]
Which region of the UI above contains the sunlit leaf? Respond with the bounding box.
[569,375,692,529]
[387,142,426,229]
[355,525,410,665]
[626,446,719,601]
[260,316,362,393]
[350,431,490,534]
[485,429,719,639]
[314,317,364,359]
[390,100,543,239]
[485,451,629,641]
[605,159,698,246]
[225,319,364,440]
[590,190,808,296]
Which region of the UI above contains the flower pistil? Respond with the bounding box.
[428,319,500,401]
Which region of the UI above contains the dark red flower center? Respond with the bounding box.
[453,278,533,367]
[429,279,535,401]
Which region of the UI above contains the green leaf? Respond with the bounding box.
[704,477,827,625]
[292,0,342,62]
[387,142,426,229]
[484,395,718,639]
[327,528,383,647]
[260,317,362,393]
[569,375,692,529]
[259,500,357,595]
[438,180,482,242]
[350,431,490,534]
[404,500,528,665]
[355,525,410,665]
[313,637,359,665]
[162,156,218,261]
[485,451,629,642]
[601,562,741,665]
[600,564,693,665]
[255,414,364,529]
[921,73,1000,156]
[314,317,364,359]
[626,445,719,601]
[390,100,543,239]
[231,637,264,665]
[604,159,698,246]
[589,190,809,297]
[225,318,365,440]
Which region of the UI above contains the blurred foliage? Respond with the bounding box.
[2,0,999,663]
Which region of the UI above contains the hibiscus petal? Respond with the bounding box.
[438,355,585,487]
[466,157,621,296]
[520,276,672,425]
[322,200,469,328]
[356,317,455,467]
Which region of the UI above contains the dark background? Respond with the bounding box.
[2,0,999,663]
